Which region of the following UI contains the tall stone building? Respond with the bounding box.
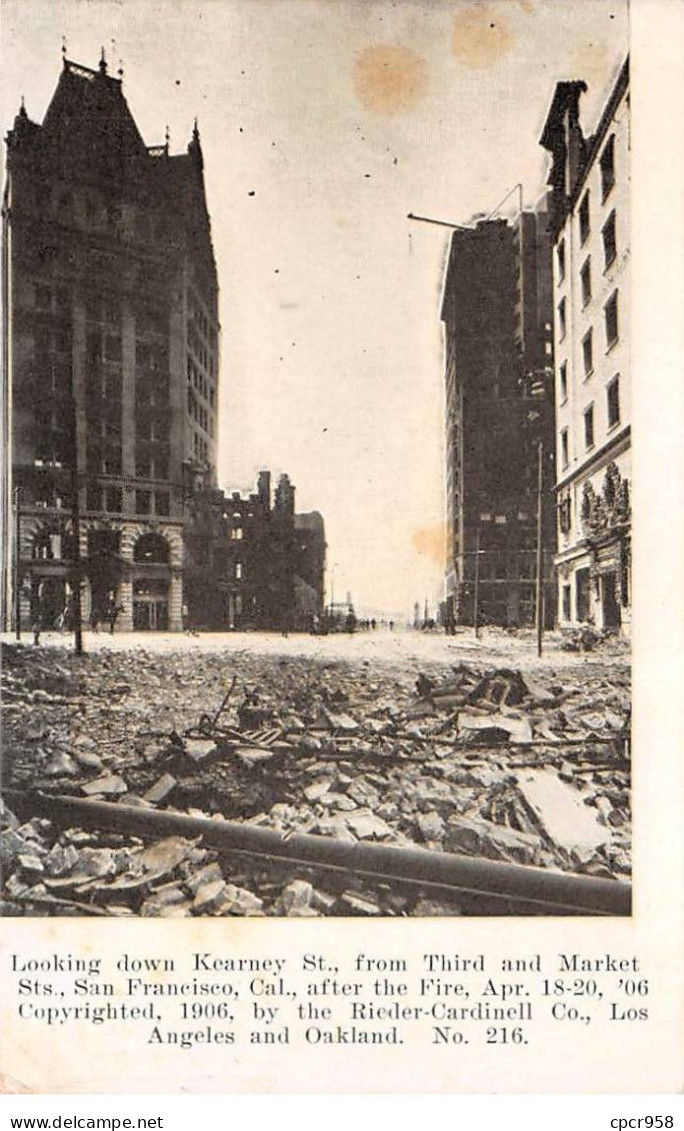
[540,58,630,634]
[1,54,219,632]
[440,204,556,629]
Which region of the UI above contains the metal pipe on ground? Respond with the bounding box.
[4,790,631,917]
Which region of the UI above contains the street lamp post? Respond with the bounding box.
[535,441,544,658]
[13,485,21,640]
[473,527,481,638]
[68,387,83,656]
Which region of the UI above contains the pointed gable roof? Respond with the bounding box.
[40,57,147,164]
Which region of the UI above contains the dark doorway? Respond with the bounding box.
[601,571,621,629]
[133,577,169,630]
[576,568,591,622]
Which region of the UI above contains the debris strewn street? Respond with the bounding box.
[1,629,630,917]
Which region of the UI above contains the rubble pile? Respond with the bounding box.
[1,642,631,916]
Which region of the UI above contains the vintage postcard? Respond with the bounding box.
[0,0,682,1095]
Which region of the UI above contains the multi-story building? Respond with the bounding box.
[1,54,219,632]
[440,203,556,629]
[540,58,630,634]
[184,471,326,631]
[294,511,327,627]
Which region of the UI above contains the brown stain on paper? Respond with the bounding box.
[353,45,427,115]
[411,522,447,569]
[451,3,514,70]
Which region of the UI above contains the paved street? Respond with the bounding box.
[1,624,630,672]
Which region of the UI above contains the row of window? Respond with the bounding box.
[187,389,213,434]
[559,375,621,470]
[135,443,170,480]
[194,433,209,464]
[557,129,618,286]
[81,486,172,516]
[187,326,215,375]
[559,210,617,296]
[87,441,122,476]
[187,301,218,351]
[558,288,619,367]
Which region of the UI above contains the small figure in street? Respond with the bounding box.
[32,593,43,646]
[107,599,124,635]
[89,607,100,633]
[388,619,395,631]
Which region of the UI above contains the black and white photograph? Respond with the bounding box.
[1,0,632,924]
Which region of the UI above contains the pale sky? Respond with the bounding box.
[1,0,628,618]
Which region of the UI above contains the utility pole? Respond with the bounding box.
[69,390,83,656]
[535,440,544,658]
[13,485,21,640]
[473,527,481,639]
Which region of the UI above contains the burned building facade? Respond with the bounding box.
[1,54,219,633]
[541,59,631,635]
[184,471,326,632]
[440,205,557,629]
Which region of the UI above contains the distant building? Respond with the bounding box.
[184,471,326,631]
[294,511,326,626]
[440,203,556,629]
[1,54,219,632]
[540,58,630,633]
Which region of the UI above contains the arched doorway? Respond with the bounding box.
[132,532,170,630]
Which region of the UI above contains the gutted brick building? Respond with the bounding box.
[184,471,326,632]
[2,54,219,632]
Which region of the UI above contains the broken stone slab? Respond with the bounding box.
[75,848,118,880]
[275,879,314,915]
[449,764,503,790]
[138,837,197,877]
[323,710,360,733]
[310,888,337,914]
[45,842,81,877]
[82,773,128,797]
[459,713,533,744]
[344,809,394,841]
[411,898,462,916]
[143,773,178,804]
[71,748,104,772]
[184,862,225,895]
[445,814,543,866]
[468,669,530,708]
[141,885,192,916]
[318,792,357,811]
[156,902,194,917]
[16,854,45,877]
[0,829,40,869]
[217,884,265,915]
[4,874,32,900]
[515,770,608,853]
[0,800,20,832]
[523,685,559,710]
[236,746,277,770]
[346,778,381,808]
[185,737,219,763]
[192,879,227,913]
[416,810,446,843]
[314,815,358,842]
[304,778,333,802]
[337,891,381,916]
[43,752,79,777]
[123,795,156,810]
